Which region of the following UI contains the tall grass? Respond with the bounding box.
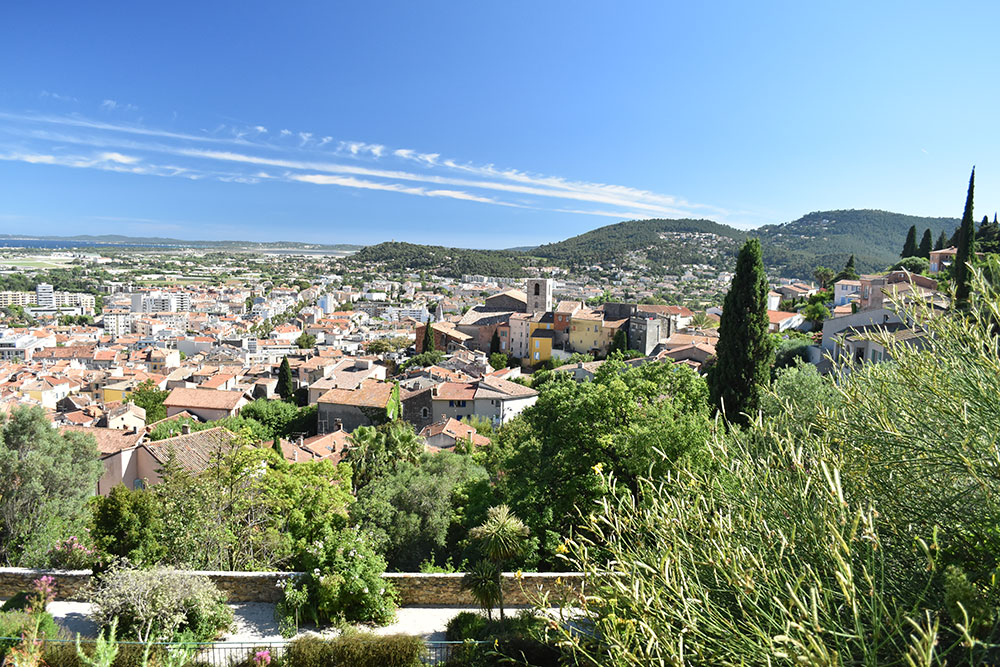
[538,262,1000,666]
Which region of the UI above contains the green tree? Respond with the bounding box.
[277,356,294,402]
[496,361,711,567]
[688,311,717,330]
[901,224,918,258]
[813,266,835,290]
[935,230,948,251]
[608,329,628,357]
[918,228,933,259]
[489,329,501,356]
[351,452,487,570]
[0,406,103,565]
[834,254,859,282]
[422,323,436,353]
[469,505,528,625]
[295,332,316,349]
[489,353,508,370]
[801,301,830,329]
[708,238,774,425]
[955,167,976,310]
[90,485,166,565]
[126,380,170,423]
[891,256,930,275]
[343,422,423,493]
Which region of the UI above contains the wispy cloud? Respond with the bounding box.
[40,91,77,103]
[0,110,728,220]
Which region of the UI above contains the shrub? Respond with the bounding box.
[46,535,98,570]
[89,565,233,642]
[0,611,60,658]
[445,611,486,641]
[42,643,168,667]
[285,633,424,667]
[290,526,397,626]
[0,591,30,611]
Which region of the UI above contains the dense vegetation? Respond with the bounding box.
[349,241,525,278]
[538,261,1000,665]
[531,217,746,268]
[757,209,958,276]
[351,209,963,280]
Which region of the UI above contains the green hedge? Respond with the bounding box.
[285,634,424,667]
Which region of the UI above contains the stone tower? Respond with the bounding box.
[526,278,553,314]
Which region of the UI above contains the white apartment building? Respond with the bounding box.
[0,333,44,361]
[102,309,133,338]
[0,292,35,307]
[35,283,54,308]
[130,291,192,313]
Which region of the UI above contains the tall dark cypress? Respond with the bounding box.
[422,322,436,353]
[918,229,933,259]
[901,225,918,258]
[277,355,294,401]
[955,168,976,310]
[935,230,948,251]
[708,238,773,425]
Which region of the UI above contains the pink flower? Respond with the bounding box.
[254,650,271,666]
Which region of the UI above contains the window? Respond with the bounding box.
[133,479,146,490]
[534,284,540,296]
[534,352,540,360]
[535,340,540,348]
[421,407,429,418]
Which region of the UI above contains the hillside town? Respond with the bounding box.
[0,241,953,500]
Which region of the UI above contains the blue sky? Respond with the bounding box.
[0,2,997,246]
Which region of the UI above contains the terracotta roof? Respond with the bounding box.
[162,387,246,411]
[143,427,241,472]
[555,301,582,314]
[432,382,478,401]
[767,310,800,324]
[301,431,351,463]
[61,425,145,455]
[317,379,394,408]
[636,304,695,317]
[199,374,235,389]
[476,376,538,399]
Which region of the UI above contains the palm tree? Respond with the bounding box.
[688,311,718,330]
[469,505,529,625]
[461,559,501,621]
[343,425,385,491]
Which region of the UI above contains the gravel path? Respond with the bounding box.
[44,602,530,642]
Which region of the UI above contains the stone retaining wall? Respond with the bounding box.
[0,568,584,605]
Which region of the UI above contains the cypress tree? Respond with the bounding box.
[901,225,918,258]
[834,254,859,282]
[490,329,501,355]
[608,328,628,356]
[422,322,436,353]
[935,230,948,251]
[708,238,774,425]
[955,168,976,310]
[918,229,933,259]
[277,356,294,401]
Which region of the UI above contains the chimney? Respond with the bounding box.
[333,418,343,432]
[298,434,304,446]
[577,361,584,369]
[181,423,190,435]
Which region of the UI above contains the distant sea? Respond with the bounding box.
[0,240,173,249]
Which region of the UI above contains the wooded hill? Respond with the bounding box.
[349,209,962,279]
